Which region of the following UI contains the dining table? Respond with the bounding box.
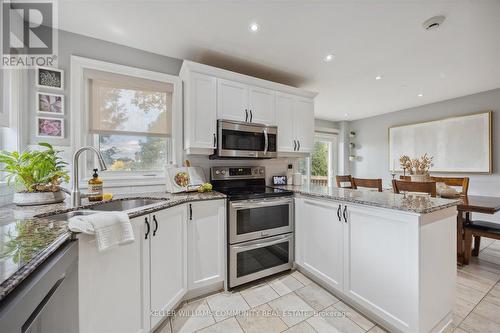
[456,195,500,264]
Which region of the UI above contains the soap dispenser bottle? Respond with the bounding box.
[88,168,103,202]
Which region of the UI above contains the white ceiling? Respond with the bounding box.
[59,0,500,121]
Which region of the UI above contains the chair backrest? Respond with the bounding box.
[400,175,411,181]
[352,178,383,192]
[336,175,353,189]
[429,176,469,195]
[392,179,437,197]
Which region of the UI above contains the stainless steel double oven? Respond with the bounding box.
[211,166,294,288]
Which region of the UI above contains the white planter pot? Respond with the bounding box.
[13,191,66,206]
[410,174,429,182]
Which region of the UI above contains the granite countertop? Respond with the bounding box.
[0,191,226,301]
[274,184,460,214]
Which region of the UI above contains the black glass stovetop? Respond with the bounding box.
[214,186,293,201]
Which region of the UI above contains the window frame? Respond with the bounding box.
[70,56,182,186]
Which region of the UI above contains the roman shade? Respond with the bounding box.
[85,69,173,137]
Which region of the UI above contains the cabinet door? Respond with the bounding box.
[185,72,217,149]
[275,92,295,153]
[217,79,248,122]
[293,97,315,153]
[188,200,226,290]
[248,86,275,125]
[296,198,344,292]
[344,205,417,331]
[150,206,187,330]
[78,216,149,333]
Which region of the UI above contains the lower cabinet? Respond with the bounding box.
[295,197,456,333]
[187,200,226,292]
[79,200,225,333]
[149,205,187,330]
[295,198,344,293]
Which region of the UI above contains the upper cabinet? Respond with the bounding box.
[276,93,314,154]
[180,61,316,156]
[218,79,275,124]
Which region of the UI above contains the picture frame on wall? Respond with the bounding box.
[37,92,64,115]
[36,117,64,138]
[36,67,64,90]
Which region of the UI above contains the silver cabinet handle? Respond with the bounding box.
[263,129,268,155]
[231,198,293,209]
[232,234,292,251]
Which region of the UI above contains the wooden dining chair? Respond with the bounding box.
[430,176,470,195]
[336,175,353,189]
[392,179,437,197]
[464,221,500,264]
[352,178,383,192]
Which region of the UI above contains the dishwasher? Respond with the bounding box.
[0,240,79,333]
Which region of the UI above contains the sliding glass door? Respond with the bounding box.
[311,132,338,187]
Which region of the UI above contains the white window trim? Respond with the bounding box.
[70,55,182,185]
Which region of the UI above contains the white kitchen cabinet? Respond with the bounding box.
[276,93,314,154]
[295,198,344,293]
[248,86,275,124]
[293,97,314,153]
[187,200,226,292]
[182,72,217,153]
[217,79,249,122]
[149,206,187,329]
[78,216,150,333]
[275,93,295,153]
[295,197,457,333]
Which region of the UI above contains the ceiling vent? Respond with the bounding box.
[422,15,445,31]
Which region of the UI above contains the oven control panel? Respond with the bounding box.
[211,166,265,180]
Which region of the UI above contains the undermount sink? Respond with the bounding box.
[46,210,96,222]
[89,198,168,212]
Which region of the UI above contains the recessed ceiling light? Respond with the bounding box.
[375,75,383,80]
[249,22,259,32]
[422,15,445,31]
[324,54,335,62]
[417,93,424,97]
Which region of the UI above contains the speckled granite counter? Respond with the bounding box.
[0,191,226,301]
[273,184,460,214]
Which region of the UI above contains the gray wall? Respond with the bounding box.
[28,29,183,146]
[350,88,500,196]
[315,118,340,130]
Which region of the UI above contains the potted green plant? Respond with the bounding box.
[0,143,70,206]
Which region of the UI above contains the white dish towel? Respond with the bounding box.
[68,211,135,252]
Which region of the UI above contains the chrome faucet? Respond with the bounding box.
[70,146,107,207]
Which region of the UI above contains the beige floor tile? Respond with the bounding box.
[457,270,498,293]
[461,263,500,282]
[473,300,500,324]
[454,296,477,322]
[478,250,500,266]
[454,327,470,333]
[460,312,500,333]
[267,292,315,327]
[456,283,486,305]
[155,318,172,333]
[295,283,339,311]
[307,306,364,333]
[368,326,389,333]
[236,303,288,333]
[467,257,500,275]
[283,321,317,333]
[171,300,215,333]
[197,317,244,333]
[268,275,304,296]
[334,301,375,331]
[206,292,250,322]
[291,271,314,286]
[240,283,280,308]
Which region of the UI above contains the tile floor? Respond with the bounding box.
[155,240,500,333]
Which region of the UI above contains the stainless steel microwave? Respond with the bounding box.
[215,120,277,159]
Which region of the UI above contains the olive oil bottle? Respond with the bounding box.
[88,168,103,202]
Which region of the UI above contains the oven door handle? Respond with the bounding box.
[263,129,268,155]
[232,234,292,251]
[231,199,292,209]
